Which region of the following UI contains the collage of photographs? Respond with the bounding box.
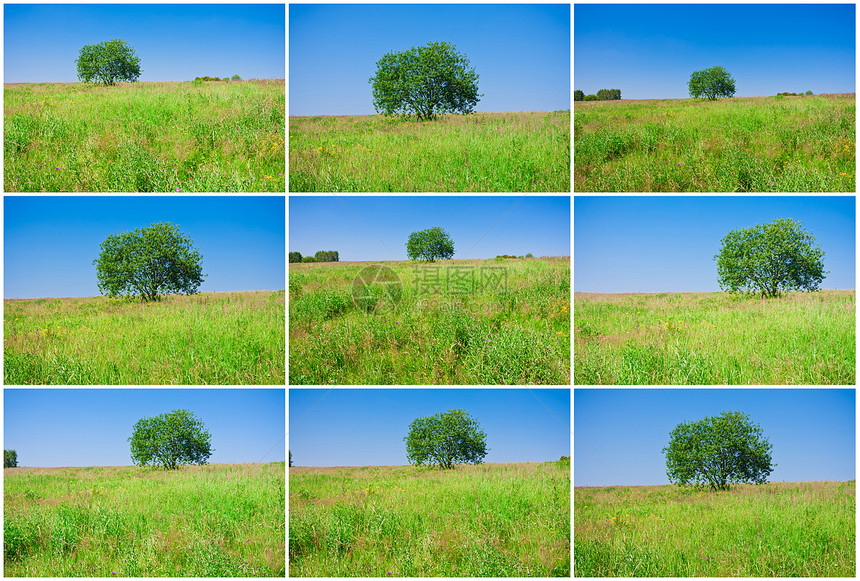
[2,0,857,579]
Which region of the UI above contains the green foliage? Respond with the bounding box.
[525,253,534,258]
[714,218,825,297]
[596,89,622,100]
[404,409,488,469]
[314,250,340,262]
[369,41,480,121]
[194,76,223,82]
[5,449,18,468]
[289,251,303,263]
[662,411,774,491]
[231,74,241,81]
[301,256,316,263]
[583,94,598,101]
[806,90,814,95]
[406,227,455,262]
[574,90,585,102]
[93,222,205,302]
[688,66,736,100]
[129,409,213,470]
[76,39,141,85]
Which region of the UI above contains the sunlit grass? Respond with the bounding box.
[575,481,855,576]
[4,80,285,192]
[574,94,855,192]
[574,290,855,384]
[4,463,286,577]
[289,111,570,192]
[290,462,570,576]
[4,291,285,385]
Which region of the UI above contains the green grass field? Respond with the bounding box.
[4,80,285,192]
[289,258,570,384]
[574,481,855,576]
[289,111,570,192]
[574,94,855,192]
[574,290,854,385]
[289,461,570,576]
[4,463,285,577]
[4,291,285,385]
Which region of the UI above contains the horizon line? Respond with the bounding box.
[4,289,286,301]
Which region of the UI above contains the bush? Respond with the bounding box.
[314,250,340,262]
[5,449,17,468]
[525,253,534,258]
[194,76,222,82]
[583,94,598,101]
[301,256,316,263]
[231,74,241,81]
[574,90,584,102]
[495,254,518,259]
[289,251,303,263]
[805,90,814,95]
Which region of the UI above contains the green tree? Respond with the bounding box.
[301,256,316,263]
[369,41,481,121]
[231,74,241,81]
[129,409,213,470]
[4,449,18,468]
[314,250,340,262]
[406,226,455,262]
[596,88,621,100]
[93,222,205,302]
[688,66,736,101]
[663,411,774,491]
[289,251,303,263]
[574,90,585,102]
[76,39,142,85]
[714,218,825,298]
[404,409,488,469]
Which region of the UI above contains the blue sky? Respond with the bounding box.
[289,389,570,467]
[574,196,855,293]
[289,196,570,261]
[289,4,570,115]
[574,4,855,99]
[4,4,285,82]
[4,196,285,299]
[574,389,855,486]
[3,389,285,467]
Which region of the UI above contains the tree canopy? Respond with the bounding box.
[129,409,213,470]
[369,41,480,120]
[93,222,205,302]
[663,411,774,491]
[404,409,488,469]
[406,226,455,262]
[688,66,736,101]
[4,450,18,468]
[76,39,142,85]
[714,218,825,298]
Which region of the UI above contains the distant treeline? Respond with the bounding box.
[575,89,621,102]
[290,250,339,263]
[776,91,814,97]
[194,75,241,82]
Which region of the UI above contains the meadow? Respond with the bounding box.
[4,290,285,385]
[4,463,285,577]
[289,258,570,384]
[4,80,285,192]
[574,290,854,385]
[574,481,855,576]
[289,110,570,192]
[574,94,855,192]
[289,461,570,576]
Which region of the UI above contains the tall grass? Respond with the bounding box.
[574,94,855,192]
[575,481,855,576]
[4,291,285,385]
[289,111,570,192]
[289,258,570,384]
[4,80,285,192]
[4,463,286,577]
[289,462,570,577]
[574,290,854,384]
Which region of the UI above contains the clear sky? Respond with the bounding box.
[3,389,285,467]
[289,389,570,467]
[289,196,570,261]
[4,4,285,82]
[574,196,855,293]
[574,4,855,99]
[289,4,570,115]
[4,196,285,299]
[574,389,855,487]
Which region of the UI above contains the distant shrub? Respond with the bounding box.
[231,74,241,81]
[596,88,621,100]
[289,251,303,263]
[194,76,222,82]
[495,254,518,259]
[4,449,17,468]
[557,455,570,468]
[301,256,316,263]
[805,90,814,95]
[583,94,598,101]
[574,90,584,102]
[525,253,534,258]
[314,250,340,262]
